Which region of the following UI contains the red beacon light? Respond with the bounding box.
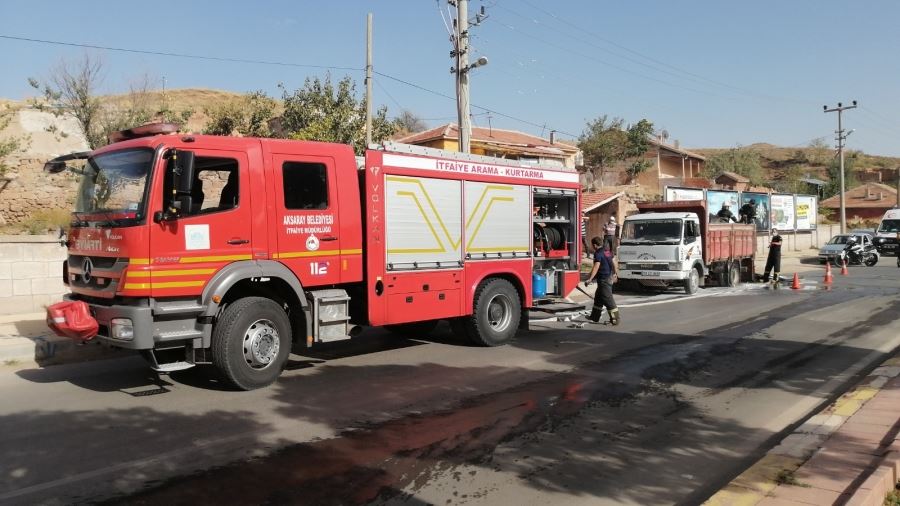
[108,122,180,144]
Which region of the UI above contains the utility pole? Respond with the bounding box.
[823,100,857,234]
[450,0,488,153]
[365,13,373,147]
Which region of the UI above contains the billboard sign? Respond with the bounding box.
[706,190,741,223]
[771,194,796,231]
[665,186,705,202]
[795,195,817,230]
[740,192,770,231]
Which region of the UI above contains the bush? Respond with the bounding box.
[22,208,71,235]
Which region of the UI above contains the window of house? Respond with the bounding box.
[283,162,329,210]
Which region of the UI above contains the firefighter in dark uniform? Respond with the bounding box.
[739,199,757,225]
[762,228,783,283]
[584,236,620,325]
[716,203,737,223]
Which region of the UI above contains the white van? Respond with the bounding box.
[873,208,900,256]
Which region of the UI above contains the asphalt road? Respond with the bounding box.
[1,262,898,506]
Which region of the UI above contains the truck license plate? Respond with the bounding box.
[633,271,660,276]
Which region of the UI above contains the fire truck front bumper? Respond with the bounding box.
[63,295,156,350]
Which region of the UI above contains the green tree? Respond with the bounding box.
[28,54,105,149]
[0,105,31,177]
[624,119,654,181]
[279,74,395,154]
[204,91,277,137]
[578,115,626,172]
[702,147,765,185]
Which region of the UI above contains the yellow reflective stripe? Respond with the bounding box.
[130,258,151,265]
[127,268,216,278]
[123,280,206,290]
[467,197,514,248]
[273,249,362,259]
[178,254,252,263]
[396,190,446,252]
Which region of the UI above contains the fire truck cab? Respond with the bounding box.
[47,124,582,389]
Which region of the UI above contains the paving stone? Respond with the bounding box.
[768,484,844,505]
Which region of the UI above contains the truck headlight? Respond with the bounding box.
[875,237,885,244]
[110,318,134,340]
[619,263,627,270]
[668,262,682,270]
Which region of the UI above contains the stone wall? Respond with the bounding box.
[0,159,79,227]
[0,235,67,315]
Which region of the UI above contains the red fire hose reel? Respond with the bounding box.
[46,301,99,342]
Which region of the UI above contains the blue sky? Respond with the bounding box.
[2,1,899,156]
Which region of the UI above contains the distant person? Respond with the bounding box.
[762,228,783,283]
[603,216,618,252]
[716,203,737,223]
[739,199,757,225]
[584,236,620,325]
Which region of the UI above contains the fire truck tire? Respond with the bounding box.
[211,296,291,391]
[465,278,521,347]
[385,320,439,337]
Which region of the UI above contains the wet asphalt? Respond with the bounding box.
[1,262,898,505]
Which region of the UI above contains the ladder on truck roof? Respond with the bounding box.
[372,141,576,173]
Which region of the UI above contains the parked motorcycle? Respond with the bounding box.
[834,241,879,267]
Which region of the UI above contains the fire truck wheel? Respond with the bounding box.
[384,320,439,337]
[466,278,521,347]
[211,296,291,391]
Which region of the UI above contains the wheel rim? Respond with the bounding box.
[689,270,699,290]
[729,263,740,285]
[486,294,513,332]
[242,319,280,370]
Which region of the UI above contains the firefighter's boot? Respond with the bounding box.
[609,308,620,326]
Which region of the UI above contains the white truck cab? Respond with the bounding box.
[873,208,900,256]
[617,212,705,293]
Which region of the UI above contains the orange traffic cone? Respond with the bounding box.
[791,273,801,290]
[824,263,833,284]
[840,259,849,276]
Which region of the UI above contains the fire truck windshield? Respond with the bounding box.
[74,148,153,225]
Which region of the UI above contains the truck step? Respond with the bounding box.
[150,361,195,373]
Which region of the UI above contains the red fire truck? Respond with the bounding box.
[45,124,582,389]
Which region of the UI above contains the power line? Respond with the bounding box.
[0,34,362,72]
[0,32,580,141]
[515,0,817,106]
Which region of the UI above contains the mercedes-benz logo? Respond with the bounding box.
[82,257,93,283]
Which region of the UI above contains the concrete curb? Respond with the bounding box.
[704,354,900,506]
[0,312,120,369]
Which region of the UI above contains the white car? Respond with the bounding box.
[818,233,873,264]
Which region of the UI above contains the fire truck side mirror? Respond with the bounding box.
[158,150,196,222]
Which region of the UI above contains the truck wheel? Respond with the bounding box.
[684,267,700,295]
[465,278,521,347]
[726,261,741,287]
[385,320,439,337]
[211,296,291,391]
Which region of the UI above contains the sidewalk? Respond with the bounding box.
[0,312,116,368]
[705,351,900,506]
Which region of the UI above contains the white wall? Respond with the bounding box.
[0,235,67,315]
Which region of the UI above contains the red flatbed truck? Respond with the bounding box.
[45,124,582,389]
